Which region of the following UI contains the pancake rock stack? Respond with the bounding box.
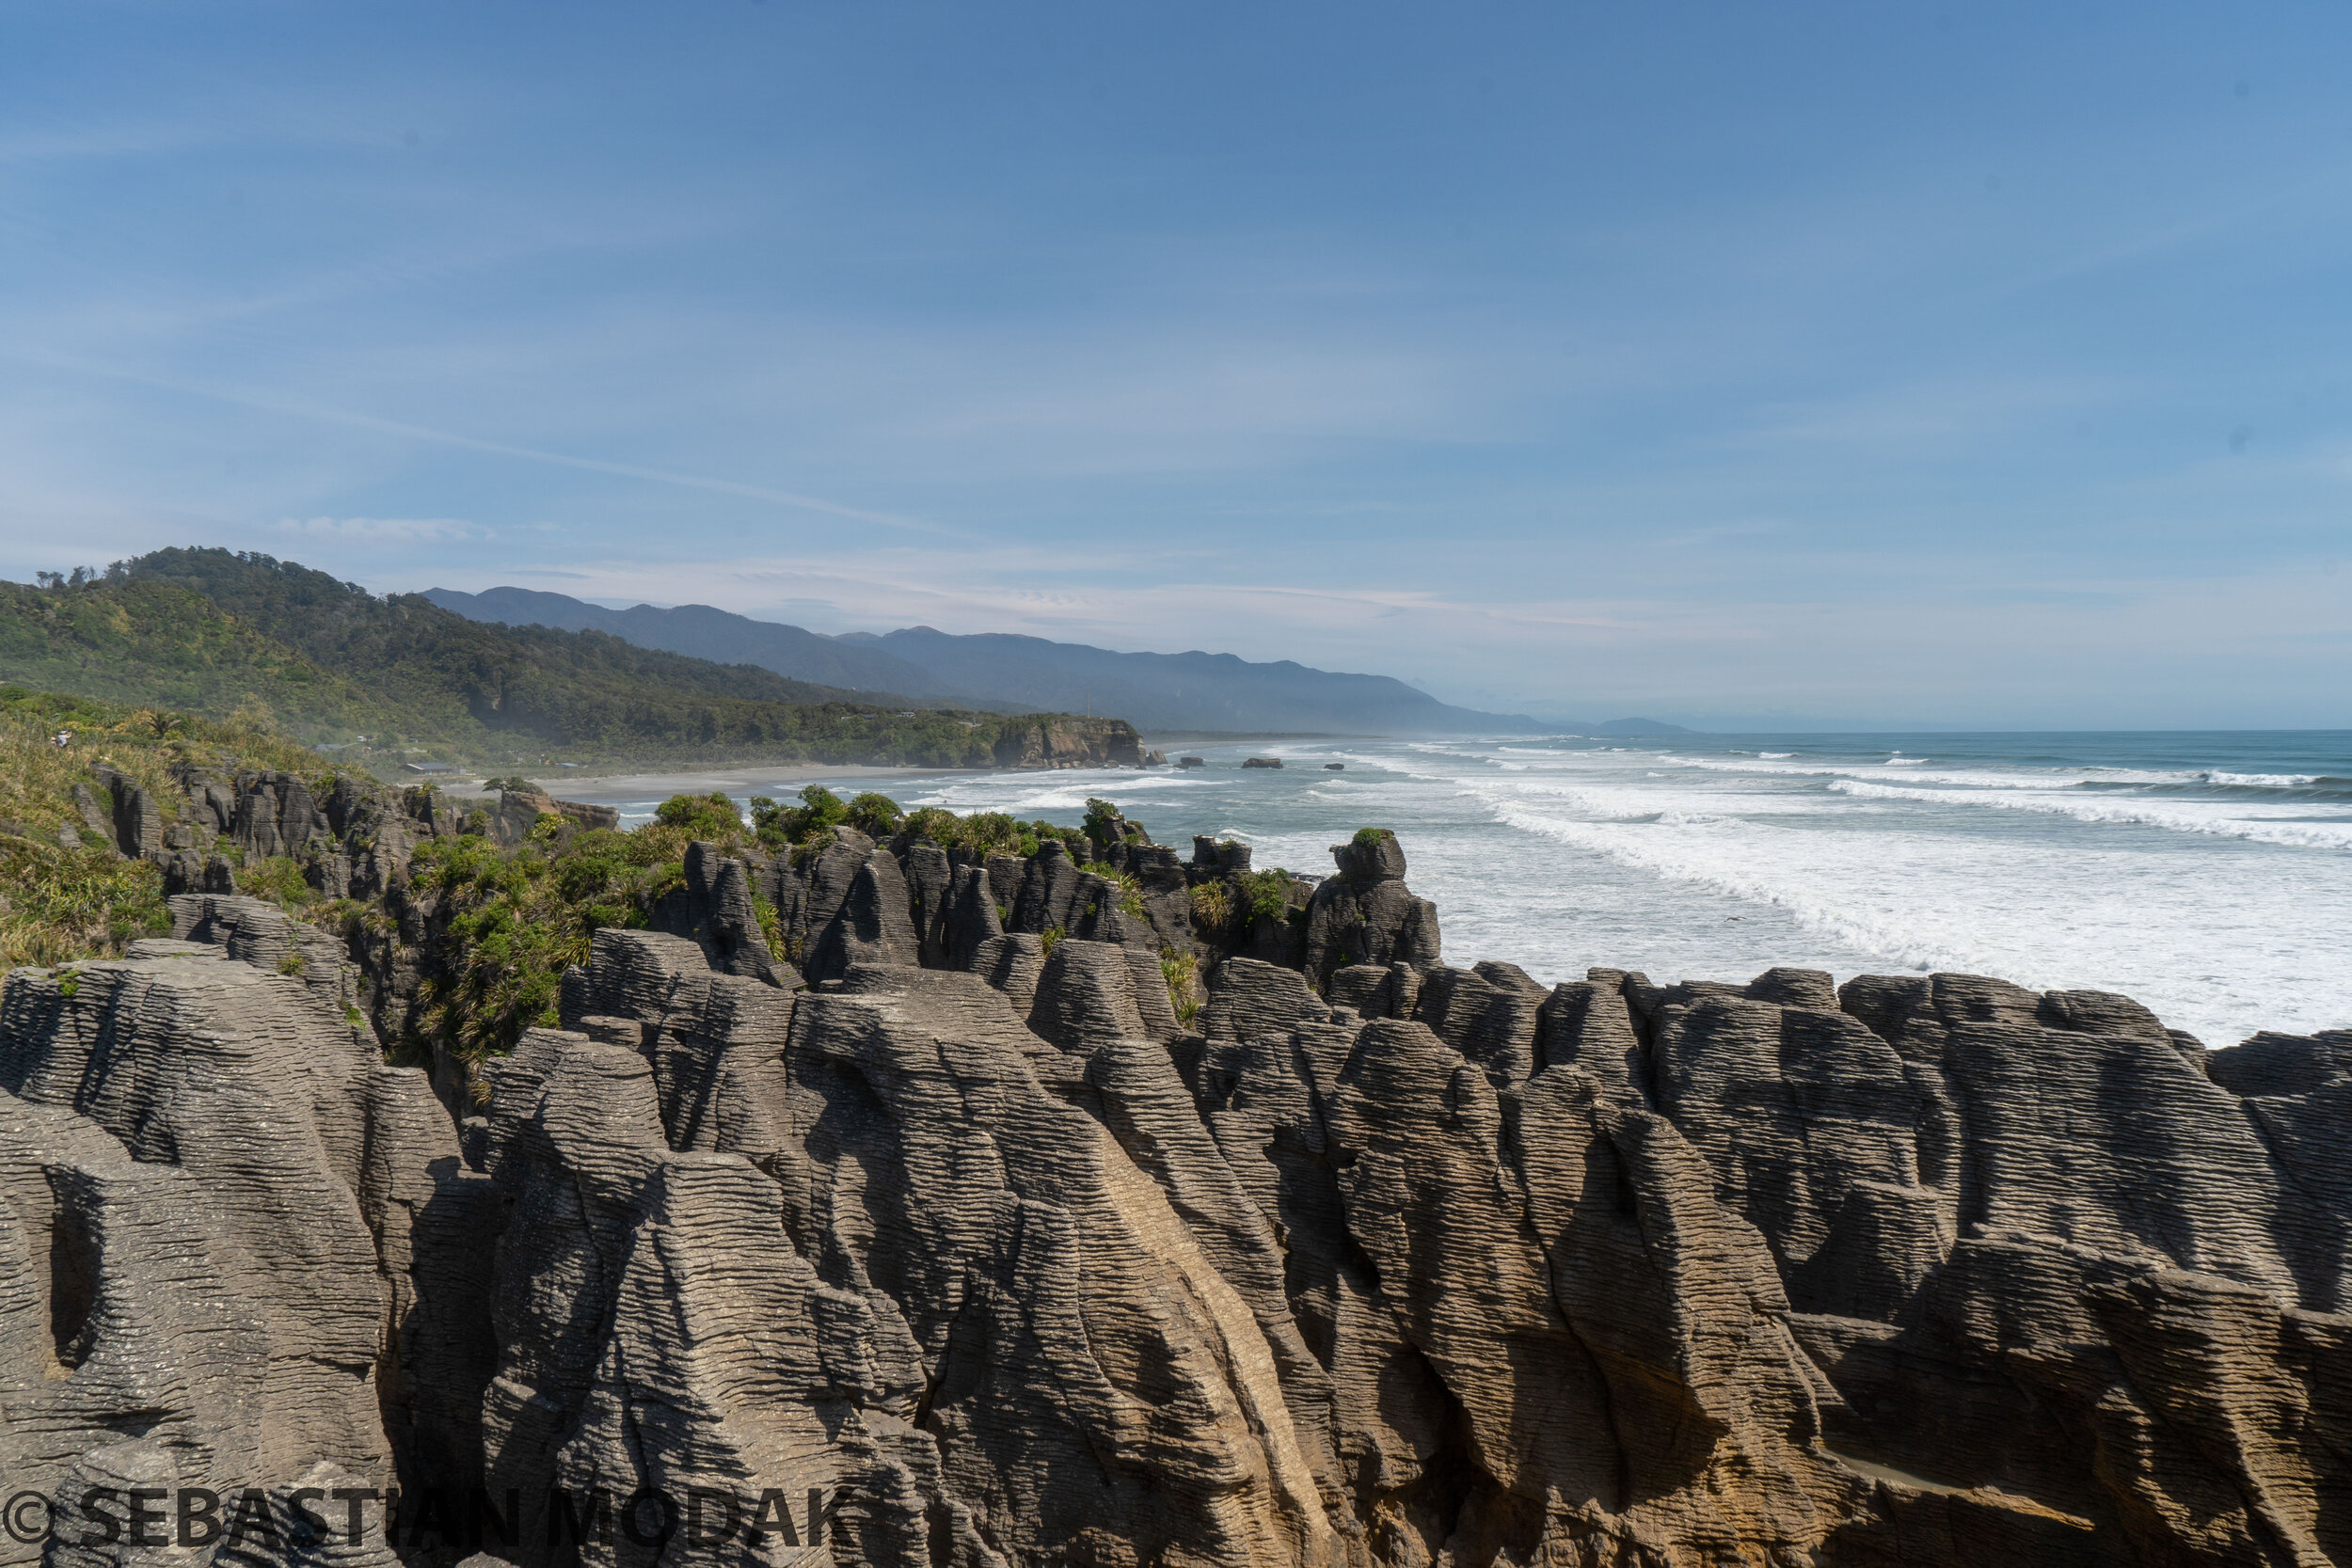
[0,819,2346,1567]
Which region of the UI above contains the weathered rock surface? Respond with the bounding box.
[4,812,2349,1567]
[649,841,788,984]
[990,718,1146,770]
[1299,833,1439,988]
[0,930,487,1528]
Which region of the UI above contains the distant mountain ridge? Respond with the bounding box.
[421,585,962,702]
[425,586,1671,736]
[8,549,1142,771]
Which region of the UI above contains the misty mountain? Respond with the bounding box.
[423,586,1557,734]
[839,626,1547,734]
[422,586,955,700]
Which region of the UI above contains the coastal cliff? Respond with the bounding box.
[991,714,1147,769]
[1,791,2346,1567]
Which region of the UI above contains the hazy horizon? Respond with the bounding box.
[3,3,2347,727]
[442,582,2349,735]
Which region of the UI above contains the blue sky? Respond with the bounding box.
[2,2,2348,727]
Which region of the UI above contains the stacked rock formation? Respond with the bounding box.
[0,816,2346,1567]
[0,898,485,1568]
[75,767,618,907]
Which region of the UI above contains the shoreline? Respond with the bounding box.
[442,763,973,802]
[1137,731,1375,744]
[452,758,1162,803]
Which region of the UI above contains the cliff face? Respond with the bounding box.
[1,819,2346,1568]
[989,716,1146,769]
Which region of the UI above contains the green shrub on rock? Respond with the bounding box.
[1234,868,1301,926]
[1159,948,1202,1025]
[847,792,904,838]
[1187,880,1231,936]
[752,785,850,849]
[1079,862,1147,920]
[656,792,743,841]
[405,821,685,1078]
[238,854,315,910]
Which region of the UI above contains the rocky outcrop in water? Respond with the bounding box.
[1301,830,1440,987]
[2,815,2347,1566]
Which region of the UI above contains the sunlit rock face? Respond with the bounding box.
[0,825,2346,1567]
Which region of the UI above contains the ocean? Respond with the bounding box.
[582,731,2352,1050]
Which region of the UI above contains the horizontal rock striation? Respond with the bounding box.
[1,815,2346,1566]
[0,926,496,1553]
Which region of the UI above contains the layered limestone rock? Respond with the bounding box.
[0,927,492,1533]
[72,762,637,918]
[648,840,788,984]
[168,893,368,1017]
[4,810,2349,1568]
[1300,832,1440,987]
[785,963,1340,1568]
[472,783,620,849]
[72,760,473,914]
[471,1021,990,1568]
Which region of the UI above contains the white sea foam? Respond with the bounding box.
[1829,778,2352,850]
[1336,736,2351,1041]
[1666,753,2220,793]
[1449,777,2350,1042]
[1662,753,1851,778]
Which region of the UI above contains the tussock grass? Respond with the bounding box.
[0,841,168,970]
[1160,948,1202,1026]
[0,688,340,970]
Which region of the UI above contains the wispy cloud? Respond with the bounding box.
[5,5,2350,726]
[276,515,488,545]
[0,349,950,535]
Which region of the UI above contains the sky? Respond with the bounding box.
[2,2,2348,729]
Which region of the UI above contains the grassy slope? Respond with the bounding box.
[0,686,339,968]
[7,550,1133,769]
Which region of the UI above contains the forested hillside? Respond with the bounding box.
[1,552,1142,771]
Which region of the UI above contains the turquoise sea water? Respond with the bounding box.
[583,731,2352,1049]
